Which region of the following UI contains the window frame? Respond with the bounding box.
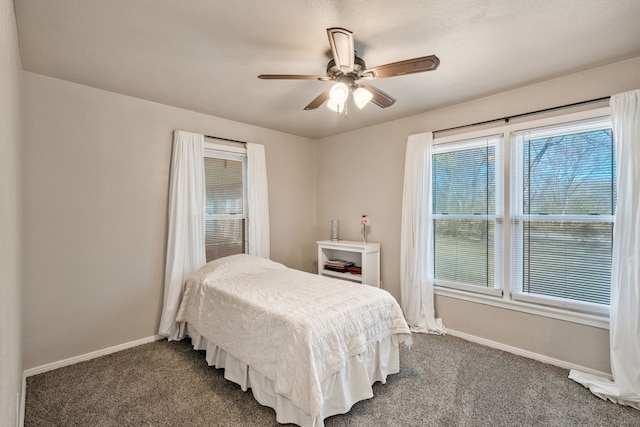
[203,141,248,262]
[432,107,612,329]
[431,134,504,297]
[509,115,614,316]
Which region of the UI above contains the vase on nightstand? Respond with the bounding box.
[331,220,339,241]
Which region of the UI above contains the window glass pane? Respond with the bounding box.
[434,146,495,215]
[521,221,612,305]
[434,219,494,287]
[205,218,245,261]
[523,129,614,215]
[204,157,244,215]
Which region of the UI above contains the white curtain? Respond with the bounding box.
[158,130,206,340]
[400,132,445,334]
[569,89,640,410]
[247,142,270,258]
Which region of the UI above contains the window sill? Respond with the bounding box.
[434,286,609,330]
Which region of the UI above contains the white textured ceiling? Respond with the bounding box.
[13,0,640,139]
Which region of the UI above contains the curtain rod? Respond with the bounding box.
[204,134,248,145]
[433,96,611,134]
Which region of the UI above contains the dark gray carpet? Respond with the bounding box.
[25,333,640,426]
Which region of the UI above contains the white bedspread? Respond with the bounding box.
[175,254,411,419]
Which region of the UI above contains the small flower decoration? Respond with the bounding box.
[360,214,370,243]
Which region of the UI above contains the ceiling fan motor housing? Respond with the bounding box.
[326,56,367,81]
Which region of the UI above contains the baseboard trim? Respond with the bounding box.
[23,334,164,378]
[446,328,613,380]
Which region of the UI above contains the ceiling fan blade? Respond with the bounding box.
[357,82,396,108]
[258,74,331,81]
[304,87,332,110]
[362,55,440,79]
[327,27,355,73]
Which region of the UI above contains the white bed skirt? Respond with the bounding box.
[183,323,401,427]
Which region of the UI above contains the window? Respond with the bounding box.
[511,116,614,315]
[432,108,614,318]
[204,147,247,262]
[432,136,503,295]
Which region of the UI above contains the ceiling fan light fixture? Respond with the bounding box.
[326,99,345,113]
[353,87,373,109]
[329,82,349,104]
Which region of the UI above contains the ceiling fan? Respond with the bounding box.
[258,27,440,113]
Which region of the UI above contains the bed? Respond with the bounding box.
[175,254,411,426]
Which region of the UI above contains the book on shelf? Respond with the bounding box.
[347,265,362,275]
[324,259,354,266]
[324,259,356,273]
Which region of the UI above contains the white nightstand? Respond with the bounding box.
[317,240,381,287]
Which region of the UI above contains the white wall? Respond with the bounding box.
[0,0,23,424]
[22,72,317,369]
[317,56,640,374]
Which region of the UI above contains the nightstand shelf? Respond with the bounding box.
[317,240,381,287]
